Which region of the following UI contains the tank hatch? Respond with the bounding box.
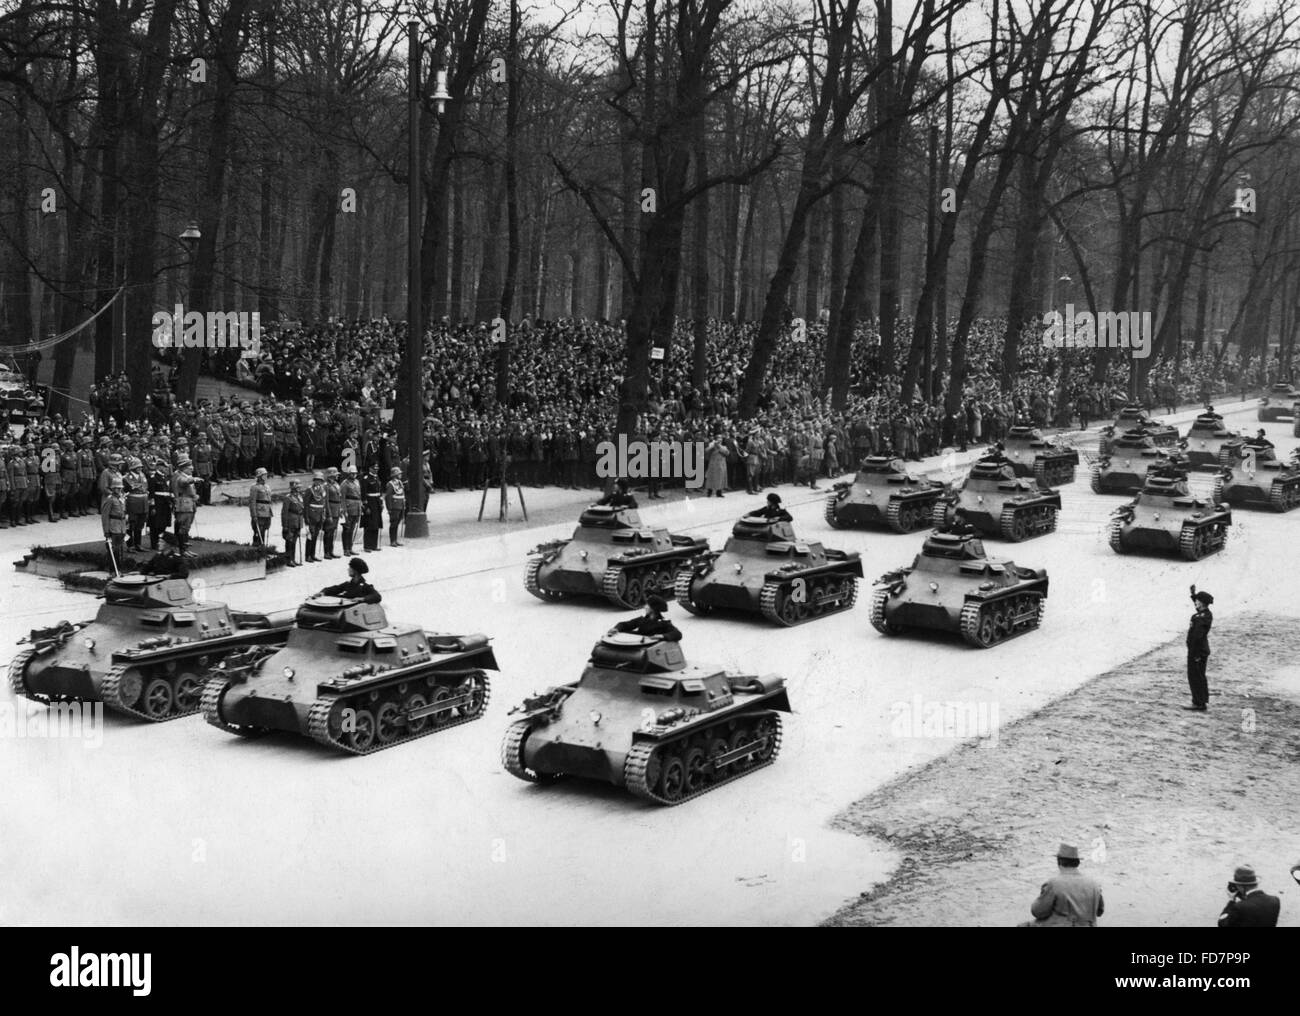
[922,531,987,560]
[860,456,907,474]
[103,574,197,608]
[295,595,390,632]
[590,632,686,672]
[732,516,795,541]
[579,505,642,529]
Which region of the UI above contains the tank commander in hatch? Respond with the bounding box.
[597,477,638,509]
[611,594,681,642]
[320,556,382,604]
[750,492,793,522]
[142,531,190,578]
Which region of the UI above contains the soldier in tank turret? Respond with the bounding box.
[320,556,382,604]
[749,491,792,522]
[142,531,190,578]
[597,477,638,509]
[611,594,681,642]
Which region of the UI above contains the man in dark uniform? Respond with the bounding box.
[320,556,382,604]
[611,594,682,642]
[1217,865,1280,927]
[1244,428,1274,453]
[101,478,127,573]
[341,466,362,556]
[323,466,343,559]
[945,507,977,537]
[146,456,173,550]
[597,477,638,509]
[383,467,406,546]
[142,532,190,578]
[303,472,326,563]
[1186,586,1213,711]
[750,492,793,522]
[362,461,383,552]
[280,480,304,566]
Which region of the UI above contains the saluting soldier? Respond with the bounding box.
[249,467,273,546]
[383,467,406,547]
[361,462,383,552]
[341,466,362,556]
[171,455,198,556]
[303,472,326,563]
[322,466,343,559]
[280,479,304,566]
[101,478,127,572]
[124,458,150,551]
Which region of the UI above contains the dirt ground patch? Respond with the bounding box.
[827,615,1300,927]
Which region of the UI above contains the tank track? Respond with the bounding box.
[6,648,43,704]
[1089,464,1103,494]
[1211,476,1225,503]
[305,671,491,755]
[959,594,1044,649]
[1218,445,1238,466]
[1179,522,1226,562]
[602,564,650,609]
[998,504,1055,542]
[1108,515,1127,553]
[759,574,857,627]
[931,500,950,529]
[1271,479,1298,512]
[201,676,269,737]
[869,587,900,635]
[674,568,709,615]
[886,497,929,534]
[501,718,564,783]
[101,663,198,722]
[823,493,844,528]
[623,712,783,806]
[524,557,567,602]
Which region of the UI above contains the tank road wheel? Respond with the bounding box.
[993,606,1012,638]
[682,745,708,794]
[342,708,376,752]
[602,567,646,609]
[728,728,755,772]
[707,735,729,777]
[1000,507,1029,542]
[1108,516,1127,554]
[430,686,454,726]
[1179,525,1208,561]
[824,494,844,529]
[173,670,203,714]
[405,693,429,735]
[931,501,950,529]
[778,590,803,626]
[673,569,706,615]
[456,673,490,719]
[113,667,144,708]
[374,701,403,744]
[886,500,919,533]
[752,715,782,764]
[1033,460,1049,488]
[140,677,174,719]
[1090,464,1103,494]
[658,752,686,802]
[960,602,996,648]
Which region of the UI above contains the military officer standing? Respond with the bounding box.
[303,472,326,563]
[77,437,96,516]
[146,455,173,550]
[58,439,78,519]
[362,462,383,552]
[1186,586,1213,711]
[24,441,41,524]
[383,467,406,547]
[341,466,362,556]
[0,445,10,528]
[193,431,213,505]
[171,456,198,556]
[124,458,150,552]
[101,478,127,573]
[249,467,273,546]
[280,480,304,566]
[323,466,343,559]
[8,445,28,525]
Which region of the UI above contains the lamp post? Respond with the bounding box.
[403,13,451,540]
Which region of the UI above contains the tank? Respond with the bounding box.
[673,515,863,625]
[1089,430,1170,494]
[1109,467,1232,559]
[1212,444,1300,512]
[869,529,1048,648]
[1099,406,1179,455]
[201,595,498,754]
[823,456,948,532]
[932,456,1060,541]
[8,574,294,721]
[525,505,708,608]
[1258,382,1298,422]
[1183,408,1244,470]
[1000,424,1079,486]
[501,632,791,805]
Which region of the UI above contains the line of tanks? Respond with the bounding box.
[9,405,1296,810]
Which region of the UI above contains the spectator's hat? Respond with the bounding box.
[109,452,123,463]
[1056,844,1080,861]
[646,594,668,614]
[348,556,368,574]
[129,457,142,470]
[390,467,401,477]
[1230,865,1258,887]
[289,480,300,489]
[255,467,268,478]
[1194,591,1214,605]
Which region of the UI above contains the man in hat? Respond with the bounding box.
[611,594,681,642]
[750,492,793,522]
[1217,865,1280,927]
[303,472,326,562]
[101,478,127,572]
[76,436,96,516]
[171,455,198,556]
[280,480,304,566]
[146,455,173,550]
[24,441,40,523]
[123,459,150,552]
[1023,844,1105,927]
[142,531,189,578]
[249,467,273,546]
[362,461,383,552]
[597,477,638,509]
[58,438,78,519]
[323,466,343,559]
[1186,585,1213,711]
[320,556,382,604]
[383,467,406,547]
[7,444,27,525]
[341,466,362,556]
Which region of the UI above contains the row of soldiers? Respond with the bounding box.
[97,450,201,568]
[267,463,409,565]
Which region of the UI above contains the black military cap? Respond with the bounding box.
[1194,591,1214,605]
[348,556,368,574]
[646,594,668,613]
[767,492,781,504]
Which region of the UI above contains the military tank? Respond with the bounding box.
[823,455,947,532]
[525,505,708,608]
[201,595,498,754]
[1258,382,1298,422]
[1099,406,1179,455]
[1183,408,1244,470]
[501,632,790,805]
[1108,466,1232,560]
[7,574,294,721]
[1212,444,1300,512]
[1001,424,1079,486]
[673,515,862,626]
[931,456,1060,541]
[869,529,1048,649]
[1089,430,1170,494]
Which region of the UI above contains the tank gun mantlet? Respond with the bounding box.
[876,566,913,589]
[19,619,84,652]
[212,642,280,682]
